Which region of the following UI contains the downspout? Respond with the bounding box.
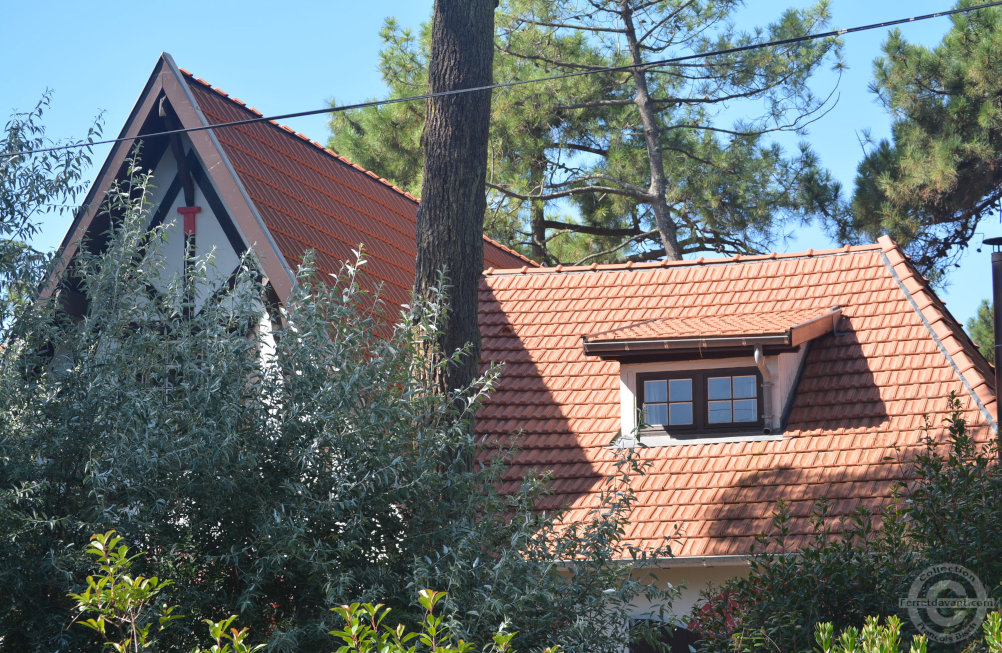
[754,344,774,434]
[985,236,1002,457]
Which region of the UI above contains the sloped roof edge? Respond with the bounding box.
[50,56,171,292]
[484,243,882,277]
[876,235,997,433]
[163,53,297,299]
[51,53,299,300]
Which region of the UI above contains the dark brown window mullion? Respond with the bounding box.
[695,371,706,430]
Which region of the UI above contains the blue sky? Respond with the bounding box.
[1,1,994,326]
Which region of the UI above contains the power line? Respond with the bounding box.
[4,0,1002,161]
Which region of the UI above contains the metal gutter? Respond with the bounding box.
[788,307,842,346]
[617,555,753,569]
[582,334,791,355]
[551,554,754,573]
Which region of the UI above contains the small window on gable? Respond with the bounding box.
[638,368,762,434]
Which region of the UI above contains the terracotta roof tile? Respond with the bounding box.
[480,243,996,558]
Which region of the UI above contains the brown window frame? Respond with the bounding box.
[637,367,764,436]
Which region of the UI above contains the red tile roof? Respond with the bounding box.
[478,237,997,558]
[178,69,534,308]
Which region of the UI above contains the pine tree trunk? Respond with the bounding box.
[415,0,496,398]
[620,0,682,260]
[529,145,548,262]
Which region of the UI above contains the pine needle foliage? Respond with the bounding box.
[966,299,994,364]
[847,2,1002,280]
[329,1,844,265]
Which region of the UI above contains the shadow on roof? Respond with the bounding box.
[478,286,604,513]
[786,325,890,431]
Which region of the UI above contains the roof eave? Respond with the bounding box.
[165,56,297,301]
[554,554,755,570]
[582,334,791,357]
[47,55,174,297]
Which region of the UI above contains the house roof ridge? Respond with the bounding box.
[482,242,884,276]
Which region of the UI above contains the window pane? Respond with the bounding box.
[707,376,731,400]
[733,375,756,399]
[669,378,692,401]
[708,400,732,423]
[644,403,668,426]
[669,402,693,425]
[733,399,757,422]
[644,380,667,403]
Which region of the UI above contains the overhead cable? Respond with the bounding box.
[4,0,1002,160]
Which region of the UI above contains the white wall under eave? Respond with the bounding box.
[628,563,750,624]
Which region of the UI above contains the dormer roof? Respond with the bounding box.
[581,306,842,357]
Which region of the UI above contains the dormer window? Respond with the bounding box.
[639,369,762,434]
[581,306,843,445]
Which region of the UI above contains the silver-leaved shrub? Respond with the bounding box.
[0,159,673,652]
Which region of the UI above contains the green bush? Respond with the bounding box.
[0,164,672,652]
[330,590,561,653]
[68,531,556,653]
[69,531,185,653]
[0,93,98,328]
[814,612,1002,653]
[815,616,927,653]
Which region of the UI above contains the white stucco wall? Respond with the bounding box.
[141,138,244,311]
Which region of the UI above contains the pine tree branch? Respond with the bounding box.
[561,142,609,157]
[573,230,659,266]
[487,181,649,202]
[553,98,637,110]
[661,146,716,167]
[511,17,623,34]
[637,0,697,45]
[541,220,641,237]
[496,45,617,73]
[547,174,649,195]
